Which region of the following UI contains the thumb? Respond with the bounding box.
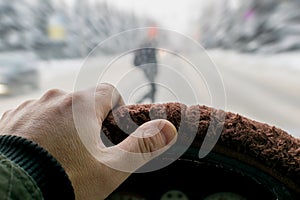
[99,119,177,173]
[119,119,177,154]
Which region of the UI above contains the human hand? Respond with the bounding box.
[0,83,178,200]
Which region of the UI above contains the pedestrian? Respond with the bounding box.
[133,28,159,103]
[0,83,177,200]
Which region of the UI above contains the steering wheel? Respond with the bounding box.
[102,103,300,200]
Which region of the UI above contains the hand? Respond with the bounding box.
[0,83,178,200]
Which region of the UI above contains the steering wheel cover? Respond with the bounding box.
[102,102,300,199]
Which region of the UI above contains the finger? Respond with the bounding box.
[97,119,178,173]
[94,83,125,122]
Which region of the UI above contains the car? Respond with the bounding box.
[0,51,40,96]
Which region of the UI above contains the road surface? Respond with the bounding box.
[0,49,299,138]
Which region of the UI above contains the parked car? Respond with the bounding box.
[0,51,40,96]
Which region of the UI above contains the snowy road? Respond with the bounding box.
[0,49,299,138]
[210,50,300,138]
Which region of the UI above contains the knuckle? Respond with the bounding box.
[40,89,66,102]
[1,109,12,120]
[96,83,116,95]
[71,90,87,104]
[99,82,115,90]
[61,93,73,108]
[55,93,75,117]
[141,134,161,152]
[16,99,35,110]
[145,137,156,152]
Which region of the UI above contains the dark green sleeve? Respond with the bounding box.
[0,135,75,200]
[0,153,43,200]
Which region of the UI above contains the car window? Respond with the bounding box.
[0,0,299,139]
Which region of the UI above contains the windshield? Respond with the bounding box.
[0,0,299,140]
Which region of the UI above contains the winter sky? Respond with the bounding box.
[63,0,209,33]
[107,0,203,31]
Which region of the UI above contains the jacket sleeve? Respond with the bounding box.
[0,153,43,200]
[0,135,75,200]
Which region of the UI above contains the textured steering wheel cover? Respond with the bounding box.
[101,102,300,196]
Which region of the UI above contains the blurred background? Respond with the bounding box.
[0,0,299,138]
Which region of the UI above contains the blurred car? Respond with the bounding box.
[0,51,40,96]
